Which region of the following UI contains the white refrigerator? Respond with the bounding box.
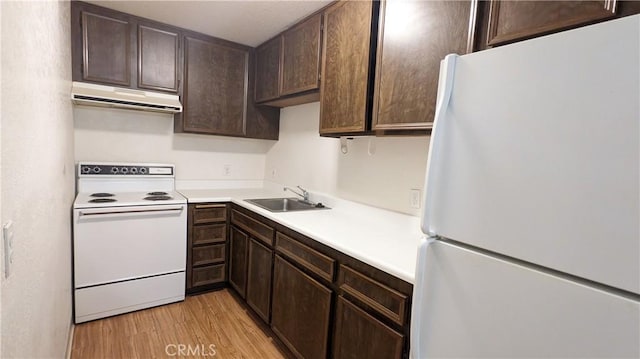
[411,14,640,358]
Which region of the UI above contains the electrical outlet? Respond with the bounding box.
[3,221,14,278]
[410,189,421,209]
[223,164,231,176]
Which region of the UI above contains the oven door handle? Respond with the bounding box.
[77,206,185,218]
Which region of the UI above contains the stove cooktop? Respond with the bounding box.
[74,190,186,209]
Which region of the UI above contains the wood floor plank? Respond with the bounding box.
[71,289,288,359]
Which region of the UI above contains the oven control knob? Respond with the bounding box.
[130,167,138,174]
[121,167,128,174]
[92,166,101,173]
[110,167,118,174]
[139,167,147,174]
[81,166,91,174]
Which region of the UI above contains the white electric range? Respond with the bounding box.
[73,162,187,323]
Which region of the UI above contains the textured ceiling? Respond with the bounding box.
[86,0,332,47]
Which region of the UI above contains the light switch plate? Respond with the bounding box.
[3,220,14,278]
[410,189,421,209]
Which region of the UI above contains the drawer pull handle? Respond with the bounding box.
[195,204,225,209]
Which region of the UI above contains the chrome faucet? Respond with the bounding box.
[284,185,311,204]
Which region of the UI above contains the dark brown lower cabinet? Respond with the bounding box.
[187,204,227,293]
[228,226,249,299]
[333,296,404,359]
[271,255,332,359]
[191,264,225,288]
[246,238,273,323]
[195,204,412,358]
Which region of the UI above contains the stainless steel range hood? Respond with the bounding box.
[71,82,182,114]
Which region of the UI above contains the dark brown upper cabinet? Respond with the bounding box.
[177,35,279,139]
[80,11,132,86]
[73,2,279,140]
[255,37,282,103]
[245,50,281,140]
[372,0,476,131]
[137,23,180,92]
[72,2,180,93]
[281,13,322,96]
[486,1,617,46]
[254,12,324,108]
[179,35,249,136]
[319,0,378,136]
[474,1,640,51]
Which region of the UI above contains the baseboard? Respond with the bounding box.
[65,323,75,359]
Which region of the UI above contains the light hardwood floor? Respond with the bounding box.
[71,289,288,358]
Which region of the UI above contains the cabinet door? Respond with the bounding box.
[229,227,249,299]
[246,238,273,323]
[138,24,179,92]
[255,36,282,103]
[333,296,404,359]
[246,50,280,140]
[320,1,374,135]
[271,255,332,359]
[487,1,617,46]
[281,14,322,96]
[81,11,132,86]
[182,36,248,136]
[373,0,473,130]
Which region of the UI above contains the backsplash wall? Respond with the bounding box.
[73,106,276,183]
[74,103,429,216]
[264,102,430,216]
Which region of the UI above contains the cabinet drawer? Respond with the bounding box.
[333,296,404,359]
[192,263,225,287]
[338,265,408,326]
[276,232,335,282]
[231,210,274,246]
[193,204,227,224]
[192,224,226,245]
[192,244,225,267]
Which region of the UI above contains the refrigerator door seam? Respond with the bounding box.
[437,237,640,302]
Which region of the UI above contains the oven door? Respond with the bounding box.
[73,204,187,288]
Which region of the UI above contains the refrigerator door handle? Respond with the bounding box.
[410,235,437,359]
[421,54,458,236]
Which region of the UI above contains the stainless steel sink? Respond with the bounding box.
[245,198,329,212]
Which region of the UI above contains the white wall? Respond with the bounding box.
[265,102,429,216]
[263,103,340,194]
[1,1,75,357]
[74,100,428,216]
[74,107,275,184]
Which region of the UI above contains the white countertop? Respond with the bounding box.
[177,187,422,284]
